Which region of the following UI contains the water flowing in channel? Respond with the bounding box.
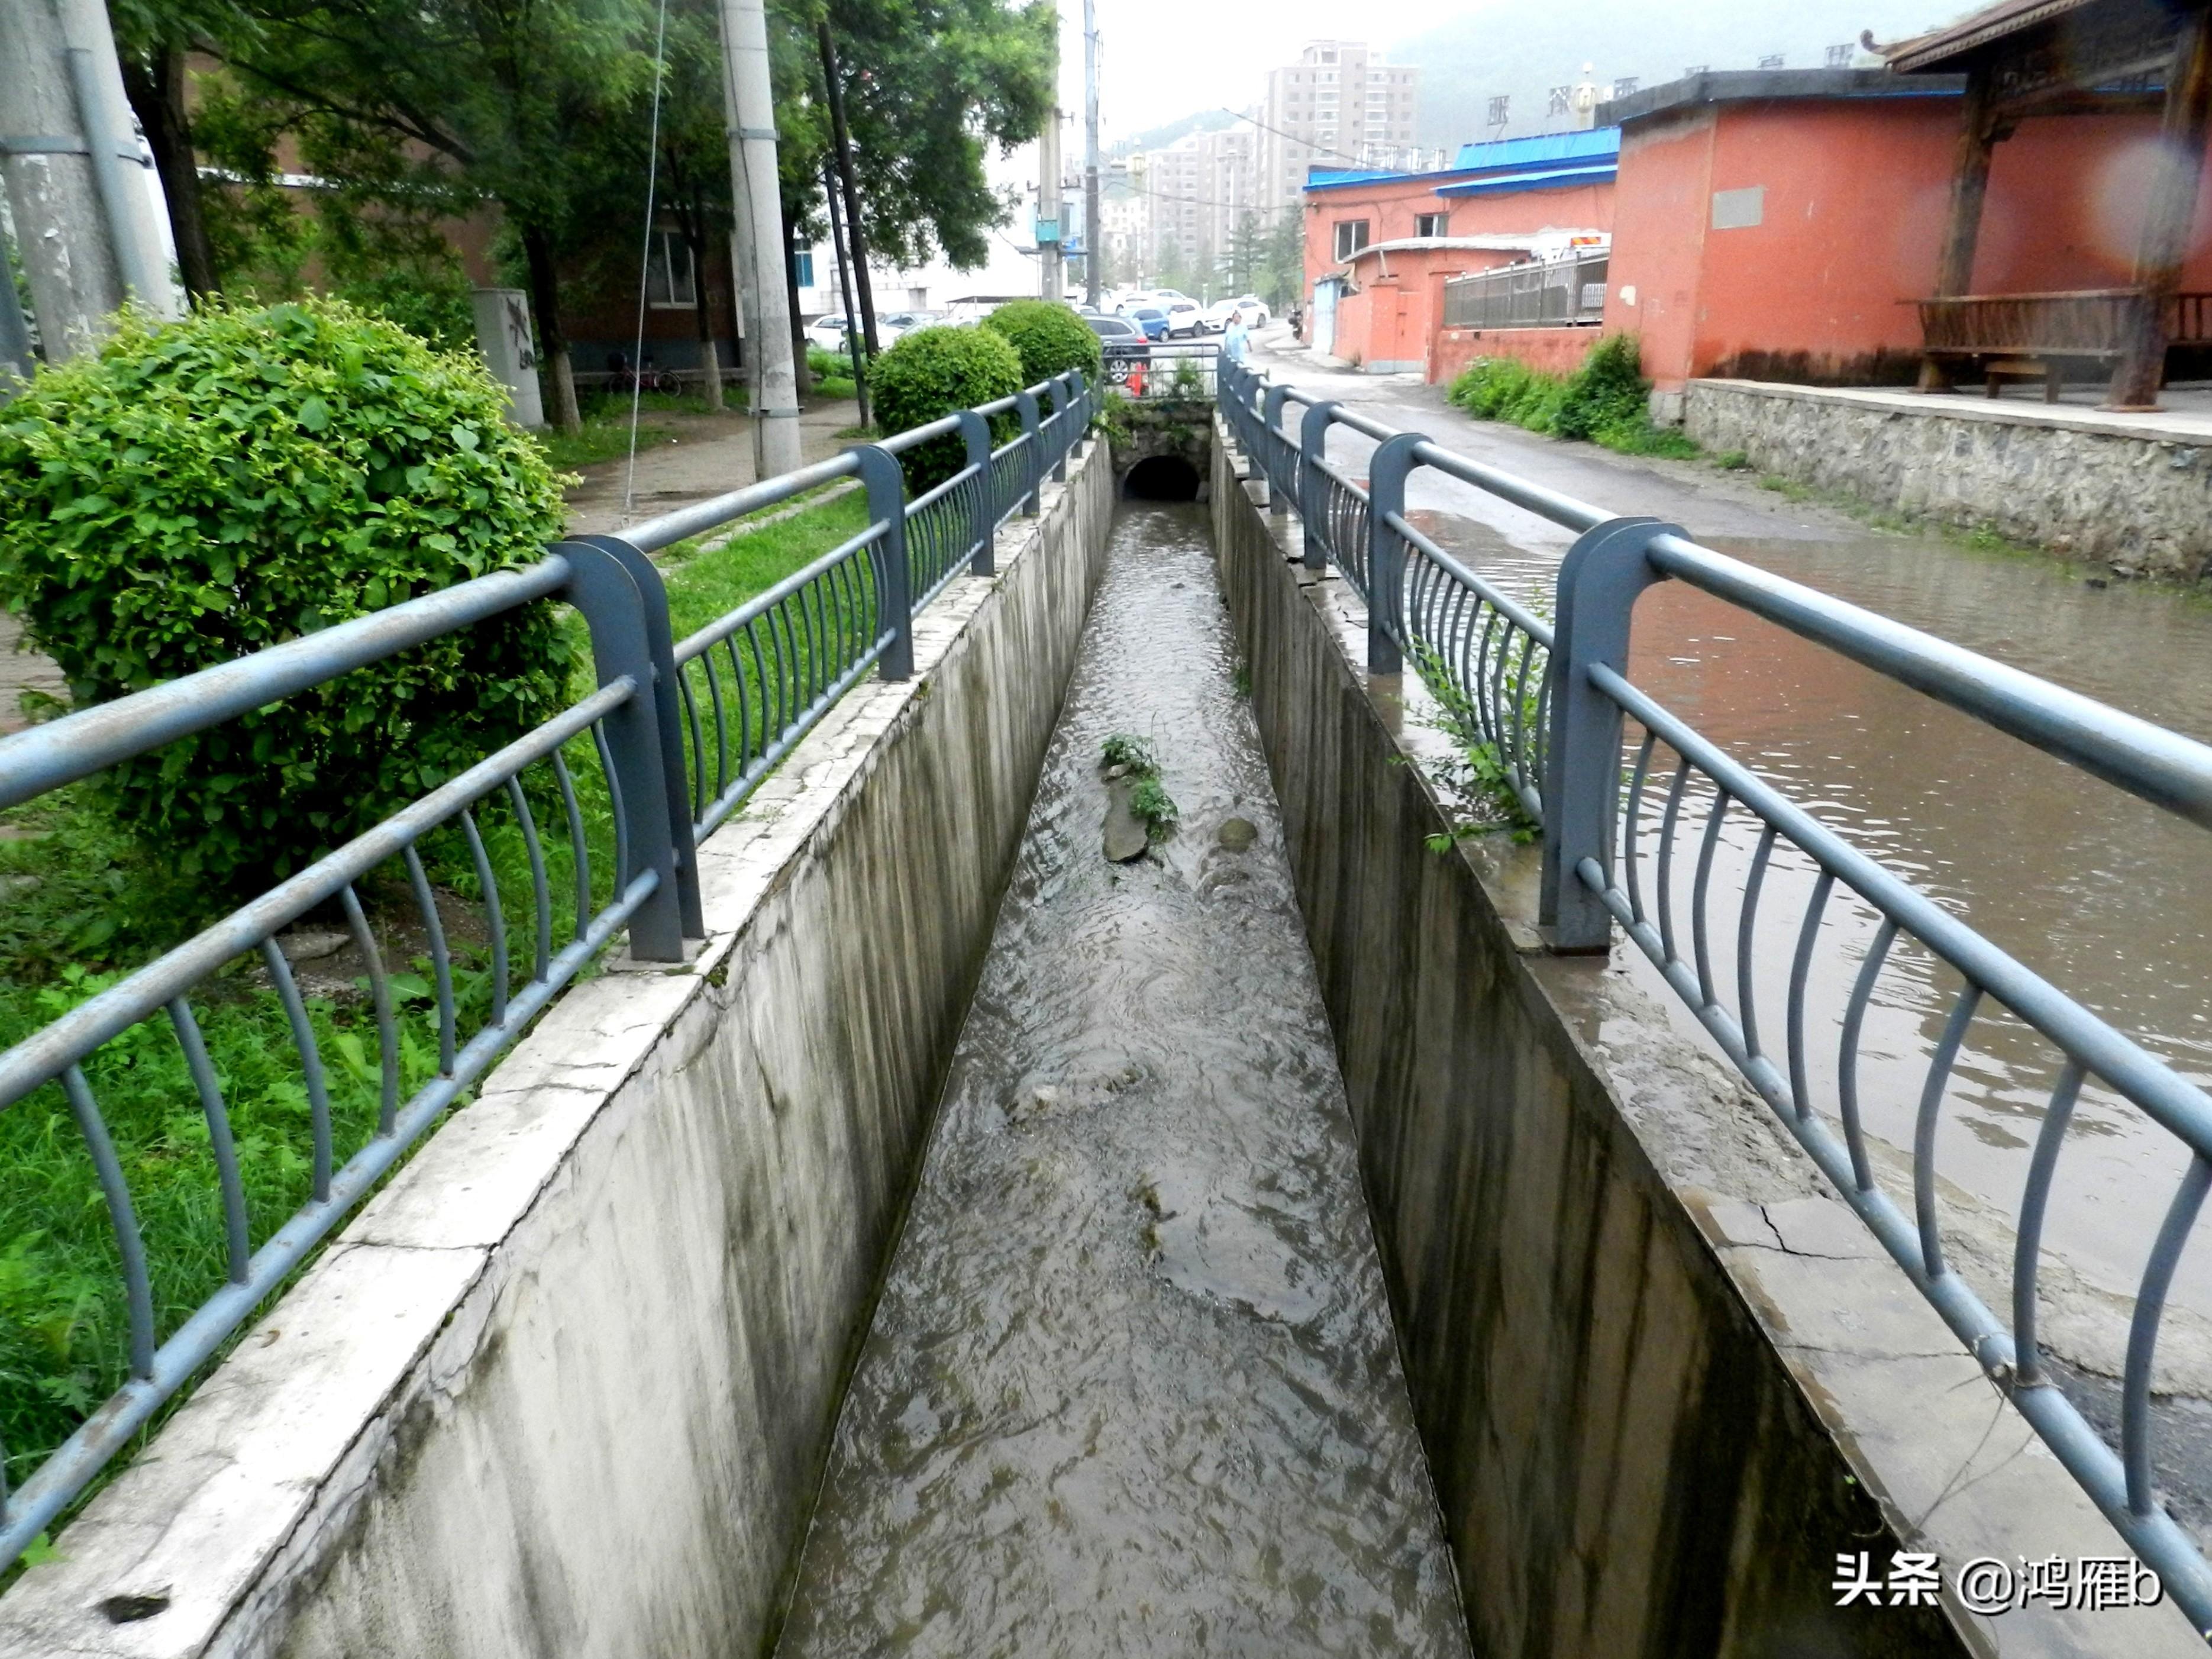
[773,504,1472,1657]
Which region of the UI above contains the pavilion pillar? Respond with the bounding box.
[1920,65,1998,391]
[2110,11,2212,411]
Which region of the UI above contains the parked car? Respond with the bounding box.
[1202,296,1271,331]
[1125,306,1171,342]
[1086,314,1151,383]
[805,314,855,351]
[1162,301,1205,338]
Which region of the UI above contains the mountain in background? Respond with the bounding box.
[1383,0,1966,149]
[1111,107,1238,157]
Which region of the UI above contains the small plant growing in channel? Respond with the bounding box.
[1100,734,1178,843]
[1408,641,1542,849]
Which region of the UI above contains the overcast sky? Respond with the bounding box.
[1054,0,1978,145]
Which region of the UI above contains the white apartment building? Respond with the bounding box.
[1127,125,1261,286]
[1258,40,1422,213]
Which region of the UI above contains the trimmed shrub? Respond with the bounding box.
[980,299,1102,385]
[0,297,578,891]
[869,323,1023,488]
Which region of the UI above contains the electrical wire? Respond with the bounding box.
[621,0,674,527]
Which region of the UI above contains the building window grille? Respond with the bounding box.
[1333,219,1370,260]
[647,231,697,308]
[1415,212,1448,238]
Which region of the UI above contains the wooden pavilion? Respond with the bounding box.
[1878,0,2212,408]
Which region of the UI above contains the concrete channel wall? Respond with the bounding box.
[1683,378,2212,582]
[0,444,1113,1659]
[1208,429,2207,1659]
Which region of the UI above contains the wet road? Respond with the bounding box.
[1262,346,2212,1383]
[774,504,1471,1658]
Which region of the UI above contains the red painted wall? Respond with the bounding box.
[1303,177,1614,374]
[1430,325,1602,385]
[1606,95,2212,393]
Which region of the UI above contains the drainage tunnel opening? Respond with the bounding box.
[1122,456,1201,501]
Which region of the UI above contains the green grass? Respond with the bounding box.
[0,489,873,1549]
[535,418,681,472]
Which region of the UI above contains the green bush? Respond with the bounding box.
[0,296,578,892]
[1445,334,1697,459]
[869,323,1023,488]
[981,299,1102,385]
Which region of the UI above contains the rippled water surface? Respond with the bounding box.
[774,506,1471,1658]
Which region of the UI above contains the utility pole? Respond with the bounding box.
[0,0,179,363]
[1083,0,1102,305]
[716,0,802,475]
[817,22,880,360]
[1038,109,1062,301]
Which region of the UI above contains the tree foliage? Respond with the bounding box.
[870,324,1022,486]
[0,298,576,888]
[981,300,1101,383]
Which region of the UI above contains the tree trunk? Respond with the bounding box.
[817,20,880,358]
[687,231,724,410]
[521,224,581,434]
[120,43,218,301]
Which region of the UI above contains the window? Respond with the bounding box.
[792,248,815,288]
[1333,219,1370,260]
[1415,212,1448,238]
[646,231,696,308]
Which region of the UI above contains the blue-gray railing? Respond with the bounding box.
[0,367,1090,1568]
[1219,354,2212,1632]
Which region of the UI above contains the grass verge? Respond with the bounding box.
[1445,333,1700,460]
[0,489,871,1556]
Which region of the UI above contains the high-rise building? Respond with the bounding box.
[1258,41,1422,213]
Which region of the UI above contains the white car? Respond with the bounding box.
[805,314,855,352]
[1203,296,1271,331]
[1162,301,1205,338]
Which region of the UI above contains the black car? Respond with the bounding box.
[1086,314,1151,382]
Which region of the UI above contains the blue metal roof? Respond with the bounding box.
[1433,160,1618,198]
[1449,127,1621,172]
[1304,126,1621,198]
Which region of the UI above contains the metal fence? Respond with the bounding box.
[1217,355,2212,1629]
[0,368,1090,1568]
[1112,340,1222,402]
[1441,249,1609,331]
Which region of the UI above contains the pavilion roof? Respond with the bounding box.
[1881,0,2124,73]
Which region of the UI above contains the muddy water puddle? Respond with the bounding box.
[774,505,1470,1658]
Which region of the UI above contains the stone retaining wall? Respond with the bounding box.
[1684,379,2212,580]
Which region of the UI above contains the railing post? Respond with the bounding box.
[1047,375,1071,482]
[573,534,705,939]
[851,443,914,680]
[1015,388,1044,515]
[1297,399,1341,571]
[552,542,688,961]
[1264,384,1291,515]
[957,408,994,578]
[1538,515,1681,952]
[1364,433,1420,676]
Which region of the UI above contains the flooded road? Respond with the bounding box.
[774,505,1471,1658]
[1401,499,2212,1373]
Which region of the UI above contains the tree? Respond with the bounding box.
[218,0,655,433]
[108,0,258,301]
[820,0,1054,272]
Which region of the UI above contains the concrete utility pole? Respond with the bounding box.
[0,0,179,363]
[1083,0,1102,305]
[716,0,802,475]
[1038,109,1063,301]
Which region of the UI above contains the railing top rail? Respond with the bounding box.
[617,453,860,554]
[881,413,965,454]
[1645,533,2212,829]
[976,394,1020,417]
[906,459,984,514]
[1410,438,1608,534]
[0,557,574,813]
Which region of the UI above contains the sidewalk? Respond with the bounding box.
[562,396,862,538]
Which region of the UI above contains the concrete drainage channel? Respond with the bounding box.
[1,420,2196,1656]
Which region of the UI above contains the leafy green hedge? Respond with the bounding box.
[981,299,1102,384]
[0,297,577,892]
[1445,334,1696,458]
[870,324,1023,488]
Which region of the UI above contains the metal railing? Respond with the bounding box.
[0,369,1090,1567]
[1441,249,1609,331]
[1115,339,1222,401]
[1218,356,2212,1629]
